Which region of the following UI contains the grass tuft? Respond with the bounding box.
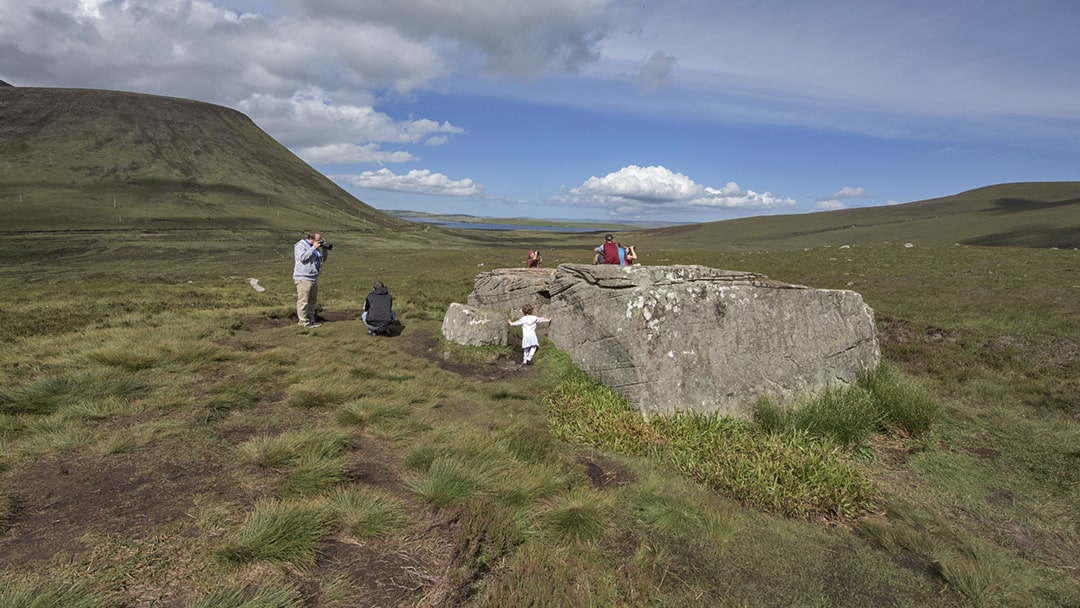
[536,487,611,544]
[204,380,259,419]
[0,370,146,416]
[756,385,887,449]
[334,398,410,430]
[216,499,334,568]
[493,421,555,463]
[861,362,940,436]
[185,583,302,608]
[630,488,730,541]
[407,456,484,508]
[279,454,348,498]
[237,430,350,497]
[327,486,409,539]
[0,579,112,608]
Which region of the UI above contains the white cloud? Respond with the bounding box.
[824,186,868,200]
[335,168,485,197]
[566,165,796,214]
[238,87,463,147]
[814,200,847,211]
[298,143,415,165]
[814,186,872,210]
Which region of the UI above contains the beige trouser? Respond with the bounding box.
[295,280,318,325]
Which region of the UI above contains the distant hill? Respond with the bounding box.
[0,87,416,233]
[644,182,1080,250]
[2,88,1076,248]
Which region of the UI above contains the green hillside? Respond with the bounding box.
[0,88,417,233]
[2,87,1077,252]
[643,182,1080,250]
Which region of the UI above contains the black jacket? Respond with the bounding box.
[364,286,394,327]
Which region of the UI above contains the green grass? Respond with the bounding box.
[185,583,303,608]
[0,369,147,416]
[752,362,941,450]
[544,351,880,520]
[216,499,335,568]
[0,230,1076,607]
[327,486,410,539]
[0,580,113,608]
[534,487,612,543]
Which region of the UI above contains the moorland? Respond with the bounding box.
[0,87,1078,607]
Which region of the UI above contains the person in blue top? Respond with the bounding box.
[293,231,329,328]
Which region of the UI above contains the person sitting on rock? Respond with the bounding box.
[526,249,543,268]
[593,233,621,264]
[362,281,396,336]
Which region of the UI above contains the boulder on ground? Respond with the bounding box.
[544,264,880,418]
[441,303,508,347]
[442,263,881,419]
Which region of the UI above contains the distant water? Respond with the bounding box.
[411,218,606,233]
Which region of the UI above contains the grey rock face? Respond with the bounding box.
[544,264,880,418]
[441,303,508,347]
[467,268,555,318]
[443,263,880,419]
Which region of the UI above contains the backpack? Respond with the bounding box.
[600,241,620,264]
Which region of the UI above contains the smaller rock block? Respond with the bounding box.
[442,302,509,346]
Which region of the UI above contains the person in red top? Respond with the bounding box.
[526,249,542,268]
[593,233,621,264]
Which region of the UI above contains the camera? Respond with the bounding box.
[317,240,333,251]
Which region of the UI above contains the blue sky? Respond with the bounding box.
[2,0,1078,224]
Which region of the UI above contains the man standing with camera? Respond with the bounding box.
[293,231,329,328]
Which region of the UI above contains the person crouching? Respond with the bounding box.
[362,281,395,336]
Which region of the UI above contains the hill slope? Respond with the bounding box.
[2,87,1076,248]
[645,182,1080,250]
[0,87,415,233]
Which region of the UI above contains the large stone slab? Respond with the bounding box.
[544,264,880,418]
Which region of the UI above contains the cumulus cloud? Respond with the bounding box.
[235,87,463,165]
[639,51,677,94]
[335,168,485,197]
[566,165,796,214]
[239,87,463,147]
